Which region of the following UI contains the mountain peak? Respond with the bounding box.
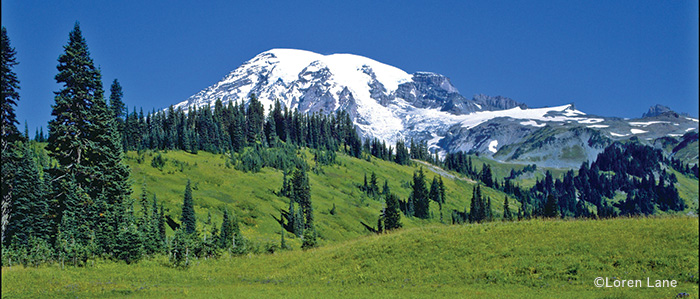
[640,104,693,118]
[171,49,697,168]
[642,104,673,118]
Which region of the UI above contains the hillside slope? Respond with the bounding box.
[2,217,697,298]
[124,149,514,246]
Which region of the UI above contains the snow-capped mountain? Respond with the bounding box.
[173,48,699,168]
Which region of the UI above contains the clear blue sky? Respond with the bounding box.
[2,0,698,133]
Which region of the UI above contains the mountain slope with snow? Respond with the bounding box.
[172,49,699,168]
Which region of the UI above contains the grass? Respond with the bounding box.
[122,149,518,246]
[5,145,696,297]
[672,169,700,213]
[2,217,697,298]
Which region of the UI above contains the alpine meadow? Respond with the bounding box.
[2,2,699,298]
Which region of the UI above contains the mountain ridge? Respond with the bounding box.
[172,49,699,168]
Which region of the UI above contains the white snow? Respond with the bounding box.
[586,124,609,128]
[610,132,629,137]
[577,118,604,124]
[628,121,670,127]
[668,134,683,137]
[685,117,699,123]
[630,129,648,134]
[457,104,587,129]
[474,103,482,109]
[488,140,498,153]
[427,133,443,153]
[562,108,586,117]
[686,127,697,132]
[267,49,411,93]
[520,120,546,127]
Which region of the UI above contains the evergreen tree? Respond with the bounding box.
[158,204,166,244]
[485,196,493,221]
[45,23,103,256]
[429,176,444,221]
[0,26,20,143]
[113,196,143,264]
[6,144,47,247]
[544,193,559,218]
[280,226,289,250]
[181,179,196,234]
[229,209,245,254]
[301,222,317,250]
[47,22,104,189]
[383,193,402,230]
[150,194,164,251]
[109,79,126,148]
[1,26,23,245]
[246,94,264,143]
[55,175,95,266]
[382,180,390,197]
[469,185,487,223]
[291,168,312,228]
[429,176,442,204]
[503,196,513,221]
[46,23,132,256]
[410,168,430,219]
[369,172,379,197]
[219,209,233,249]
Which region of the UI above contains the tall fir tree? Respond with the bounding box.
[108,79,126,149]
[410,168,430,219]
[47,22,104,190]
[43,23,132,256]
[1,26,23,245]
[181,179,196,234]
[46,23,109,256]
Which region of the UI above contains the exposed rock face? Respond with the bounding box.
[472,94,528,111]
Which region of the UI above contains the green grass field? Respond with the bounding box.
[2,217,697,298]
[121,149,516,246]
[4,147,696,298]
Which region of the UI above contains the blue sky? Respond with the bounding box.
[2,0,698,133]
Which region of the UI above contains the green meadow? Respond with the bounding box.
[3,148,698,298]
[120,149,517,246]
[2,217,697,298]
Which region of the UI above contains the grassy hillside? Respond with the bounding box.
[2,217,697,298]
[123,149,515,247]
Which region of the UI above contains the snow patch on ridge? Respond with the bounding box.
[629,121,671,127]
[458,104,588,129]
[610,132,629,137]
[577,118,604,124]
[521,120,546,127]
[488,140,498,153]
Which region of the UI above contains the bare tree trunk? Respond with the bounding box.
[1,192,10,244]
